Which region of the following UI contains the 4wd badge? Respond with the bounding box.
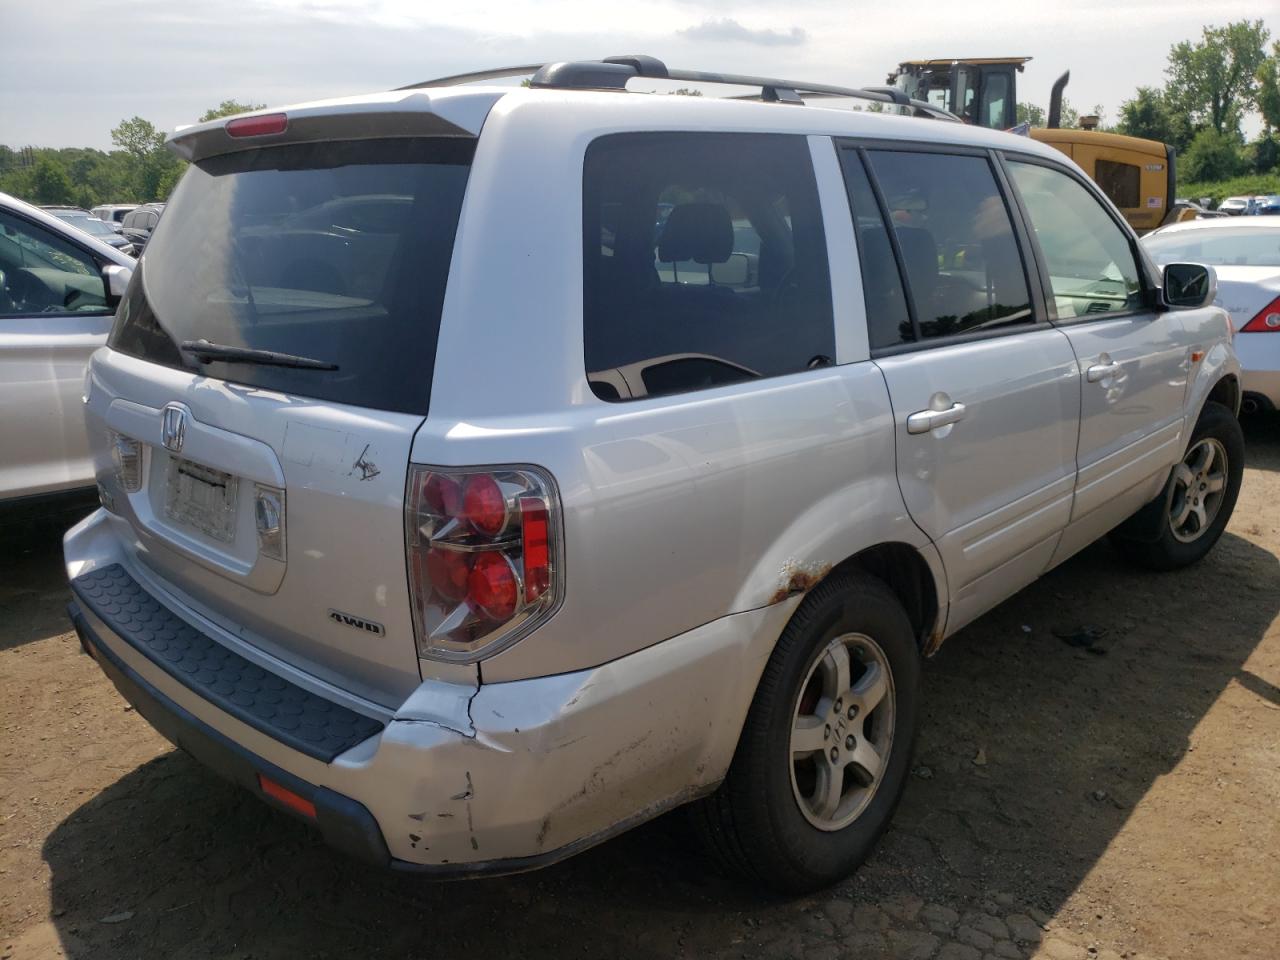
[328,609,386,637]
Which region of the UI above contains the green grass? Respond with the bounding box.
[1179,173,1280,204]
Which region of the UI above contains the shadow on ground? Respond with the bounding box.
[33,421,1280,959]
[0,511,91,653]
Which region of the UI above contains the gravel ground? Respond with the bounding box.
[2,418,1278,960]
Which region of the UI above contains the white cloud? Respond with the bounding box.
[678,18,807,46]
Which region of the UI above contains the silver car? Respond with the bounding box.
[63,57,1243,893]
[1,192,133,509]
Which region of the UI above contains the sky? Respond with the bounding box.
[1,0,1276,150]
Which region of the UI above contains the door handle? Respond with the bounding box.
[1086,360,1122,382]
[906,401,967,435]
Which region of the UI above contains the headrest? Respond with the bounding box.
[657,203,734,264]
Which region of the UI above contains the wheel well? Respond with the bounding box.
[1206,375,1239,416]
[830,543,939,653]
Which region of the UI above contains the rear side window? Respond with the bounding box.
[110,138,473,415]
[583,133,834,402]
[865,150,1033,340]
[838,150,913,350]
[1006,160,1144,318]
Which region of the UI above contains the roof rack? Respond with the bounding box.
[400,55,958,120]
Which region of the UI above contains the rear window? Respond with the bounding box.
[1143,227,1280,267]
[110,138,473,415]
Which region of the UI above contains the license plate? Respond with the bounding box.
[164,458,239,543]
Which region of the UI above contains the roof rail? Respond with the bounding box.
[400,56,958,120]
[398,65,544,90]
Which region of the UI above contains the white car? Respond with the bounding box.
[1217,196,1258,216]
[1144,217,1280,414]
[0,192,134,509]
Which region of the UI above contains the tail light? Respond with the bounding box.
[1240,295,1280,332]
[405,464,562,661]
[225,113,288,138]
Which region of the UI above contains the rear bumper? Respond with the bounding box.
[1235,336,1280,407]
[1240,369,1280,408]
[65,509,792,876]
[67,601,392,867]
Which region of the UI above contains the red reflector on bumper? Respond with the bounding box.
[258,773,317,819]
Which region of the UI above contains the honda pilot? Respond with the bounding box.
[64,57,1243,892]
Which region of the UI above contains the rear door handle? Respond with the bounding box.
[1086,359,1122,382]
[906,401,967,435]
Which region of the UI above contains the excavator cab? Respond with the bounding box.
[888,58,1027,131]
[888,57,1175,233]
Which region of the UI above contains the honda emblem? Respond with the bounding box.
[161,404,187,453]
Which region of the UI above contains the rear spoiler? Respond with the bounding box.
[167,90,497,163]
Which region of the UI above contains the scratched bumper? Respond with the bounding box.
[64,509,795,874]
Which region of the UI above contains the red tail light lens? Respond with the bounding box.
[1240,295,1280,332]
[226,113,288,138]
[468,552,519,620]
[425,547,472,602]
[462,474,508,536]
[405,465,561,661]
[520,498,551,601]
[423,472,463,518]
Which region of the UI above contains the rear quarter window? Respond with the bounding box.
[582,132,834,402]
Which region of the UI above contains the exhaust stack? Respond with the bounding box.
[1047,70,1070,129]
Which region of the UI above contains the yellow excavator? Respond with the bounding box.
[887,58,1174,233]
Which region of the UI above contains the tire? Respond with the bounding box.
[694,573,920,894]
[1111,401,1244,571]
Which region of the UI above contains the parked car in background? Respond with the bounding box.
[64,60,1241,894]
[89,203,138,228]
[119,202,163,250]
[1252,195,1280,216]
[1144,217,1280,415]
[1218,196,1258,216]
[0,191,134,511]
[1170,199,1227,223]
[42,207,136,255]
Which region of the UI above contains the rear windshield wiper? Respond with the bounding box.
[180,339,339,371]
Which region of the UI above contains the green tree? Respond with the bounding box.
[30,158,74,205]
[110,116,183,202]
[1258,42,1280,135]
[1016,101,1045,126]
[1166,20,1270,137]
[1181,127,1245,182]
[1118,87,1174,141]
[199,99,268,122]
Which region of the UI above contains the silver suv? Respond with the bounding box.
[64,57,1243,893]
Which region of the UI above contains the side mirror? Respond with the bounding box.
[1161,262,1216,309]
[103,263,133,302]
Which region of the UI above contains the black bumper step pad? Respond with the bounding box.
[72,564,384,762]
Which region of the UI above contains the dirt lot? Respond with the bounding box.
[2,420,1278,960]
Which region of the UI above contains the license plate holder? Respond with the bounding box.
[163,458,239,543]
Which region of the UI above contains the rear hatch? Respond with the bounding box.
[93,113,482,706]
